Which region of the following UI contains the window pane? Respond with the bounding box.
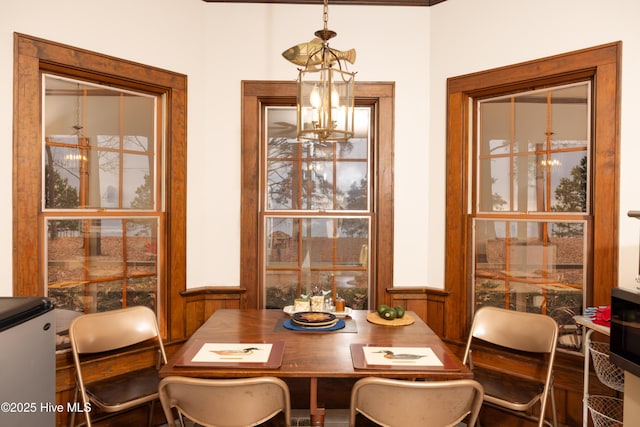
[550,85,589,149]
[46,220,85,283]
[123,152,153,208]
[46,217,158,313]
[264,216,370,309]
[265,271,300,308]
[267,161,294,210]
[334,270,368,310]
[478,82,589,215]
[123,135,150,152]
[265,106,370,212]
[87,219,123,279]
[303,161,334,210]
[336,162,368,210]
[44,144,81,209]
[126,277,157,309]
[551,154,588,213]
[122,96,155,150]
[337,137,368,159]
[480,101,511,156]
[514,96,547,152]
[303,142,334,160]
[126,218,158,275]
[474,218,585,350]
[265,106,298,140]
[523,154,547,212]
[266,218,299,267]
[478,156,510,212]
[96,150,120,208]
[44,75,157,211]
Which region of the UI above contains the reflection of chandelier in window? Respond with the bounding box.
[64,83,88,167]
[64,151,87,166]
[540,159,561,167]
[72,83,84,137]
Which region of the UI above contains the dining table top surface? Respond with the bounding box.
[160,308,471,380]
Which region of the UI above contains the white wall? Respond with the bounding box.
[429,0,640,290]
[0,0,206,295]
[195,3,431,288]
[0,0,431,295]
[1,0,638,296]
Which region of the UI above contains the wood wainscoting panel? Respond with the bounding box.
[387,287,450,336]
[181,286,247,336]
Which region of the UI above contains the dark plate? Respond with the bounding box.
[292,311,337,327]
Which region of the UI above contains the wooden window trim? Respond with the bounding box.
[13,33,187,341]
[444,42,621,340]
[241,80,394,309]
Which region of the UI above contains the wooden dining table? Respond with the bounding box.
[160,308,472,426]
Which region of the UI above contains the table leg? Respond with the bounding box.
[309,377,325,427]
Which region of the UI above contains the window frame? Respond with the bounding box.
[444,42,621,340]
[13,33,187,340]
[241,81,394,309]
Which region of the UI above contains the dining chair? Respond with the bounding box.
[462,306,559,427]
[158,376,291,427]
[349,377,484,427]
[68,305,167,427]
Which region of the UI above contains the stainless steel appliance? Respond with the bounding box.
[610,287,640,377]
[0,297,55,427]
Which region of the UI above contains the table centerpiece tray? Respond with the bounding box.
[366,311,415,326]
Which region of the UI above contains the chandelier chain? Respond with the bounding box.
[323,0,329,32]
[73,83,83,135]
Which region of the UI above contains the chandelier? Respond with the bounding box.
[282,0,356,142]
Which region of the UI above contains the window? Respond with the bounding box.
[44,75,162,313]
[241,81,394,310]
[473,83,590,350]
[14,34,187,339]
[263,106,372,309]
[444,42,621,343]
